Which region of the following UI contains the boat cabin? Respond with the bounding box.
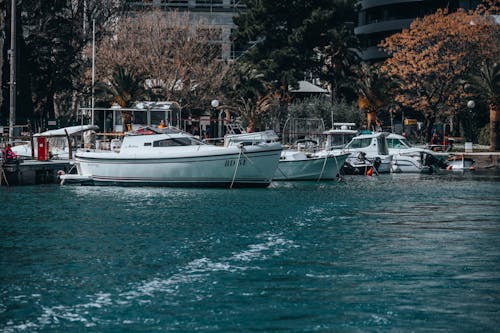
[344,132,390,155]
[79,101,180,133]
[323,123,358,150]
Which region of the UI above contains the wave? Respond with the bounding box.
[1,233,294,332]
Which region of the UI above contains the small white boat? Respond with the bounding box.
[60,127,282,187]
[387,133,445,173]
[446,154,475,171]
[225,127,351,181]
[331,131,393,174]
[274,149,350,181]
[322,123,358,150]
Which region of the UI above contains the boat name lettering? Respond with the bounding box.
[224,159,246,167]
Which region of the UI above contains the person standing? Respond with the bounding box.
[2,144,17,161]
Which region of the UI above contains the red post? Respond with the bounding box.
[37,137,49,161]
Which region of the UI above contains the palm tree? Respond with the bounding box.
[222,62,280,132]
[468,61,500,151]
[95,66,147,132]
[96,66,147,107]
[316,26,359,107]
[356,63,393,130]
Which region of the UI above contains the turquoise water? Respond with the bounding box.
[1,171,499,332]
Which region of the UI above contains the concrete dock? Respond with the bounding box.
[1,159,71,186]
[448,152,500,169]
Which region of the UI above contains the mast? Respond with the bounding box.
[91,18,95,125]
[8,0,16,143]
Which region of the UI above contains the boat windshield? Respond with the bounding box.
[153,137,202,147]
[387,138,410,149]
[345,137,372,149]
[377,136,389,155]
[328,133,357,148]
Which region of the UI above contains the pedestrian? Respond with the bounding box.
[2,144,17,161]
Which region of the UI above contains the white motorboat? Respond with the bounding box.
[274,149,350,181]
[332,131,393,174]
[387,133,446,173]
[60,127,282,187]
[11,125,99,160]
[446,154,475,171]
[322,123,358,150]
[224,127,351,181]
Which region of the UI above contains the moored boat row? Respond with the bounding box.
[5,118,478,188]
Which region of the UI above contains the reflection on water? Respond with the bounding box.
[1,170,499,332]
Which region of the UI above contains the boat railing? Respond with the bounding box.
[223,130,279,147]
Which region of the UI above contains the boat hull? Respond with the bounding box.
[391,155,433,174]
[446,157,475,171]
[72,144,281,188]
[274,153,349,180]
[342,154,393,175]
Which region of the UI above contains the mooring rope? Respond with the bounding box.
[230,147,243,189]
[239,148,273,183]
[333,154,344,182]
[317,154,328,182]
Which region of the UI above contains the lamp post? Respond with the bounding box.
[211,99,220,138]
[467,100,475,110]
[467,100,475,141]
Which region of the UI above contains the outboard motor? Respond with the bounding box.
[373,157,382,171]
[423,153,435,166]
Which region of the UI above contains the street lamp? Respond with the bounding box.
[464,100,475,151]
[211,100,223,138]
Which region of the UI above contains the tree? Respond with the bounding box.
[95,66,147,108]
[95,10,229,113]
[232,0,358,94]
[356,63,395,130]
[380,3,499,142]
[221,63,280,132]
[95,65,147,132]
[468,61,500,150]
[0,0,124,128]
[313,24,359,108]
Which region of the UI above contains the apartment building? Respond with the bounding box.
[125,0,245,59]
[355,0,482,61]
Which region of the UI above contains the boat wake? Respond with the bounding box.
[1,233,295,332]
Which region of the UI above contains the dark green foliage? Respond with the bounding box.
[233,0,358,94]
[23,0,78,118]
[95,66,147,107]
[0,0,125,128]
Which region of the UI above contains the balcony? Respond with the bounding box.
[358,0,424,10]
[125,0,245,12]
[355,18,414,35]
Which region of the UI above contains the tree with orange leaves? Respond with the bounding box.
[380,2,499,143]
